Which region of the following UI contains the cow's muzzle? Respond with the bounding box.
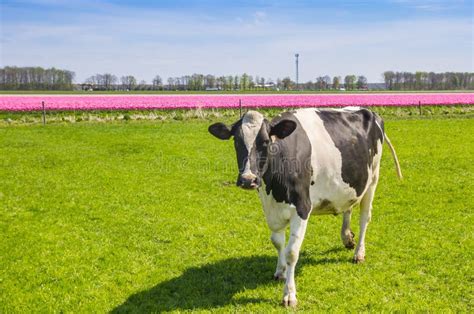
[237,173,260,190]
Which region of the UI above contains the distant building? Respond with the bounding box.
[367,83,387,90]
[255,82,276,89]
[78,83,94,91]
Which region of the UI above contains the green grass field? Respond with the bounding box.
[0,114,473,312]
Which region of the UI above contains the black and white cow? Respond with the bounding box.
[208,107,402,307]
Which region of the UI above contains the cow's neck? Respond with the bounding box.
[262,144,291,203]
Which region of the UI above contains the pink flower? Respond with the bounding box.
[0,93,473,111]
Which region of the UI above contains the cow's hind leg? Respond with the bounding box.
[341,209,355,249]
[271,230,287,281]
[353,184,376,263]
[282,212,308,307]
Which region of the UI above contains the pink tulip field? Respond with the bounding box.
[0,93,473,111]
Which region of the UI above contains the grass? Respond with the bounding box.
[1,105,473,126]
[0,114,473,312]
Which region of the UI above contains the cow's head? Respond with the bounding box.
[208,111,296,190]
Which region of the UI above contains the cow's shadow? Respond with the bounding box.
[112,252,344,312]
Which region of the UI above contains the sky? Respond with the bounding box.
[1,0,473,83]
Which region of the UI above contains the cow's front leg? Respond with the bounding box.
[271,230,286,280]
[282,212,308,308]
[341,209,355,249]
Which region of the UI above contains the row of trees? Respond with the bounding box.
[83,73,157,91]
[81,73,369,91]
[311,75,368,90]
[2,66,473,91]
[383,71,474,90]
[0,66,75,90]
[83,73,279,91]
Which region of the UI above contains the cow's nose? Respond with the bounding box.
[239,173,259,189]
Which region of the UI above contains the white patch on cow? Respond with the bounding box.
[258,183,293,231]
[371,139,383,182]
[282,211,307,307]
[241,111,264,175]
[374,120,384,136]
[358,138,383,201]
[258,182,306,307]
[341,106,361,111]
[293,108,358,213]
[316,106,361,113]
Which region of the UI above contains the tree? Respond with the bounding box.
[226,76,234,90]
[166,77,174,90]
[102,73,117,90]
[248,75,255,90]
[356,76,368,90]
[315,77,325,90]
[85,75,98,87]
[323,76,331,89]
[0,66,75,90]
[234,75,240,90]
[121,75,137,90]
[332,76,341,90]
[240,73,249,90]
[303,81,314,90]
[152,75,162,90]
[281,77,293,90]
[383,71,395,90]
[188,73,204,90]
[205,74,216,89]
[216,76,226,90]
[344,75,356,90]
[138,80,147,90]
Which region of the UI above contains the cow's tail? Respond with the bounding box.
[383,133,403,180]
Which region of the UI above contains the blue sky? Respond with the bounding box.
[1,0,473,83]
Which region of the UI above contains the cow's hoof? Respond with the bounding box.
[282,295,297,308]
[344,239,355,249]
[352,255,365,264]
[342,230,355,249]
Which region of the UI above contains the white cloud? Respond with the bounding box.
[390,0,467,11]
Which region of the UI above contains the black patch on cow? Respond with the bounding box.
[316,109,384,196]
[263,112,313,219]
[315,199,339,215]
[317,199,332,209]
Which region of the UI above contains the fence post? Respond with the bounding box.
[42,101,46,125]
[418,101,422,115]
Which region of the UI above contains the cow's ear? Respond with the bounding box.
[270,120,297,139]
[208,122,232,140]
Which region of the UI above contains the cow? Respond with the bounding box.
[208,107,402,307]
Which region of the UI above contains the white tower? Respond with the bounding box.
[295,53,299,89]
